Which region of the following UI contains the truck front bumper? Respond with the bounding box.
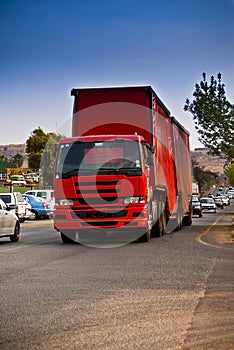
[54,205,149,232]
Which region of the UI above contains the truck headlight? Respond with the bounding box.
[58,199,74,206]
[124,196,145,204]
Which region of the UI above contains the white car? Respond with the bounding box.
[200,197,216,213]
[221,195,230,206]
[0,192,28,222]
[0,199,20,242]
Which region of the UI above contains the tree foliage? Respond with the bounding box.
[192,160,219,193]
[11,153,24,168]
[224,164,234,187]
[26,127,62,178]
[184,73,234,163]
[26,127,49,170]
[40,132,63,187]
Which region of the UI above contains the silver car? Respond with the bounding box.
[0,199,20,242]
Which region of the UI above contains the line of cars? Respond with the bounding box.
[0,189,54,242]
[192,187,233,217]
[9,173,39,186]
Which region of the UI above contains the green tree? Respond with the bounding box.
[26,127,50,171]
[40,132,63,187]
[11,153,24,168]
[192,160,219,194]
[26,128,63,185]
[0,155,8,162]
[28,152,43,172]
[184,73,234,163]
[224,164,234,187]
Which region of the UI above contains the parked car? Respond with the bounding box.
[22,197,34,220]
[200,197,217,213]
[10,175,26,186]
[24,189,54,209]
[22,194,52,219]
[0,192,29,222]
[0,198,20,242]
[213,197,224,209]
[24,173,39,184]
[192,195,203,217]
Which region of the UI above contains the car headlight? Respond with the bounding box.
[124,196,145,204]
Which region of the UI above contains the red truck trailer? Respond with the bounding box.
[53,86,192,244]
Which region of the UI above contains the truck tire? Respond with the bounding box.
[138,228,151,242]
[183,210,193,226]
[159,210,166,236]
[61,232,76,244]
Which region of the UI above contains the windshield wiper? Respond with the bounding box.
[62,168,104,178]
[98,167,142,176]
[98,168,120,174]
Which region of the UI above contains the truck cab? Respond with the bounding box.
[54,135,153,244]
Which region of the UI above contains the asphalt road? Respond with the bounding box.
[0,204,233,350]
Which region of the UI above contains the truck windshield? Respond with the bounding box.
[56,140,141,177]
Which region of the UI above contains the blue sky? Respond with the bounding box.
[1,0,233,149]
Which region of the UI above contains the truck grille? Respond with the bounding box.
[74,179,121,205]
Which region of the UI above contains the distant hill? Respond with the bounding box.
[191,148,226,175]
[0,144,28,167]
[0,144,226,176]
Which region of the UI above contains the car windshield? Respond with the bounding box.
[0,195,11,203]
[201,198,214,203]
[56,140,141,177]
[192,196,199,202]
[24,195,42,203]
[11,175,24,180]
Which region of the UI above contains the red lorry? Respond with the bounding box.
[53,86,192,244]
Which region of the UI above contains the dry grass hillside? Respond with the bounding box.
[191,148,226,175]
[0,144,28,167]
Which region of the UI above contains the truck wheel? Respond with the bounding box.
[183,210,192,226]
[160,210,166,236]
[151,210,166,237]
[10,222,20,242]
[61,232,76,244]
[138,228,151,242]
[138,208,152,242]
[60,232,79,244]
